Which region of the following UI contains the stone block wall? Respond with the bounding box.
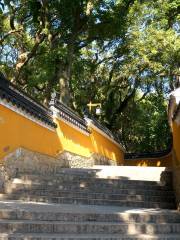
[172,150,180,210]
[0,165,8,191]
[173,165,180,210]
[59,152,117,168]
[0,147,117,191]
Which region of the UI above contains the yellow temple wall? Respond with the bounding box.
[172,121,180,166]
[0,104,61,161]
[55,118,92,158]
[172,120,180,209]
[0,103,124,165]
[89,127,124,165]
[124,153,172,167]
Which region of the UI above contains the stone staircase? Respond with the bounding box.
[0,166,179,239]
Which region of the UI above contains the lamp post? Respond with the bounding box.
[87,101,102,115]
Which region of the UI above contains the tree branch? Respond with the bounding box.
[13,33,46,82]
[0,29,22,45]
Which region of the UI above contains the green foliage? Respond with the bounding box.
[0,0,179,152]
[116,93,172,152]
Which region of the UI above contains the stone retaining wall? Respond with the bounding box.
[0,148,117,191]
[59,152,116,168]
[174,168,180,210]
[173,162,180,210]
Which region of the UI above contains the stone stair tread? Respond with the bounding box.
[0,194,175,206]
[7,182,173,192]
[1,221,180,235]
[0,201,178,216]
[0,233,180,240]
[11,177,170,186]
[0,202,179,224]
[0,201,178,214]
[1,219,180,225]
[17,174,166,183]
[7,188,174,197]
[26,166,172,172]
[0,212,179,223]
[0,166,177,238]
[4,189,175,200]
[18,166,172,181]
[7,185,173,194]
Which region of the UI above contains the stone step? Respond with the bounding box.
[0,202,179,223]
[5,183,174,198]
[91,166,173,181]
[0,220,180,234]
[17,173,172,184]
[6,187,174,197]
[18,168,99,176]
[0,166,176,239]
[18,173,132,180]
[6,180,173,192]
[0,209,180,223]
[17,166,173,182]
[0,233,180,240]
[3,189,175,203]
[0,194,176,209]
[15,174,173,187]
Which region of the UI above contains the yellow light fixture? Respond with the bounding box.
[87,101,102,113]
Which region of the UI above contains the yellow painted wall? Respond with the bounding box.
[124,153,172,167]
[0,104,62,161]
[55,118,92,157]
[172,121,180,167]
[171,115,180,209]
[0,104,124,164]
[89,127,124,165]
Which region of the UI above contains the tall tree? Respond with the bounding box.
[0,0,179,152]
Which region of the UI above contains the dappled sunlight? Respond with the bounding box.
[0,160,178,238]
[136,160,162,167]
[95,169,129,180]
[125,153,173,168]
[127,223,137,235]
[79,182,86,188]
[157,161,161,167]
[0,166,179,238]
[90,129,122,164]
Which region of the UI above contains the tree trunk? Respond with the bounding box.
[59,43,74,106]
